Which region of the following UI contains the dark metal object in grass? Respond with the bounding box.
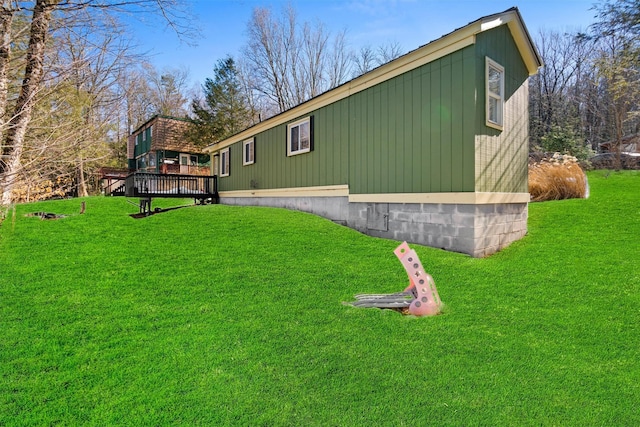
[348,242,443,316]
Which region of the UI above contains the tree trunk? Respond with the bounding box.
[77,157,88,197]
[614,106,623,171]
[0,2,14,145]
[1,0,58,205]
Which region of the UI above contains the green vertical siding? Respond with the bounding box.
[133,128,152,158]
[218,99,350,191]
[450,49,465,191]
[217,23,531,196]
[346,45,478,194]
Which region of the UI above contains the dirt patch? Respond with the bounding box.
[25,212,67,220]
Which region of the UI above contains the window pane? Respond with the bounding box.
[488,97,498,123]
[300,122,309,140]
[488,67,501,95]
[291,126,299,152]
[300,122,309,150]
[244,141,254,163]
[221,151,228,175]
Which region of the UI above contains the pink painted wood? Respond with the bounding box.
[394,242,442,316]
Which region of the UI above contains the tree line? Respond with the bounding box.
[530,0,640,168]
[1,0,638,205]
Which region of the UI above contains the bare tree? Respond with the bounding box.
[242,5,354,116]
[144,63,190,116]
[0,1,17,145]
[590,0,640,168]
[377,40,403,64]
[529,29,593,149]
[302,20,329,99]
[118,65,153,131]
[1,0,58,205]
[351,45,377,77]
[0,0,193,205]
[351,40,404,78]
[326,28,351,88]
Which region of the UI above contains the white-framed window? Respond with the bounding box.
[243,137,255,165]
[486,57,504,130]
[287,116,312,156]
[136,154,147,170]
[220,147,230,177]
[142,127,147,141]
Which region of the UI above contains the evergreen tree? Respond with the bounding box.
[188,56,254,147]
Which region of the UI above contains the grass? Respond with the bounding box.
[1,171,638,426]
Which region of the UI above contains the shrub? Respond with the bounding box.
[539,127,593,161]
[529,153,589,202]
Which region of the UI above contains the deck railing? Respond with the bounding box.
[123,172,218,201]
[103,179,126,196]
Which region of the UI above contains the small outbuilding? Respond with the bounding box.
[205,7,543,257]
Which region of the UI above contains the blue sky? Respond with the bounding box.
[134,0,598,88]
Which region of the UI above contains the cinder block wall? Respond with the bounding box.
[220,196,527,257]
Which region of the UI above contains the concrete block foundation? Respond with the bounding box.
[221,196,527,257]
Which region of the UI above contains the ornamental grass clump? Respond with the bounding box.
[529,153,589,202]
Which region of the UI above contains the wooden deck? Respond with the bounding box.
[110,172,219,213]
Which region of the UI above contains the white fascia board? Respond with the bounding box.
[491,11,543,75]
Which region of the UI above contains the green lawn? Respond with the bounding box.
[1,171,638,426]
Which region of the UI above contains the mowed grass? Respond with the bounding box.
[0,171,638,426]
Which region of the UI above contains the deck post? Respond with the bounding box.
[140,197,152,215]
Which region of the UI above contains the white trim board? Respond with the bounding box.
[218,185,529,204]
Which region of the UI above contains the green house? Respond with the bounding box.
[128,115,210,175]
[205,8,543,257]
